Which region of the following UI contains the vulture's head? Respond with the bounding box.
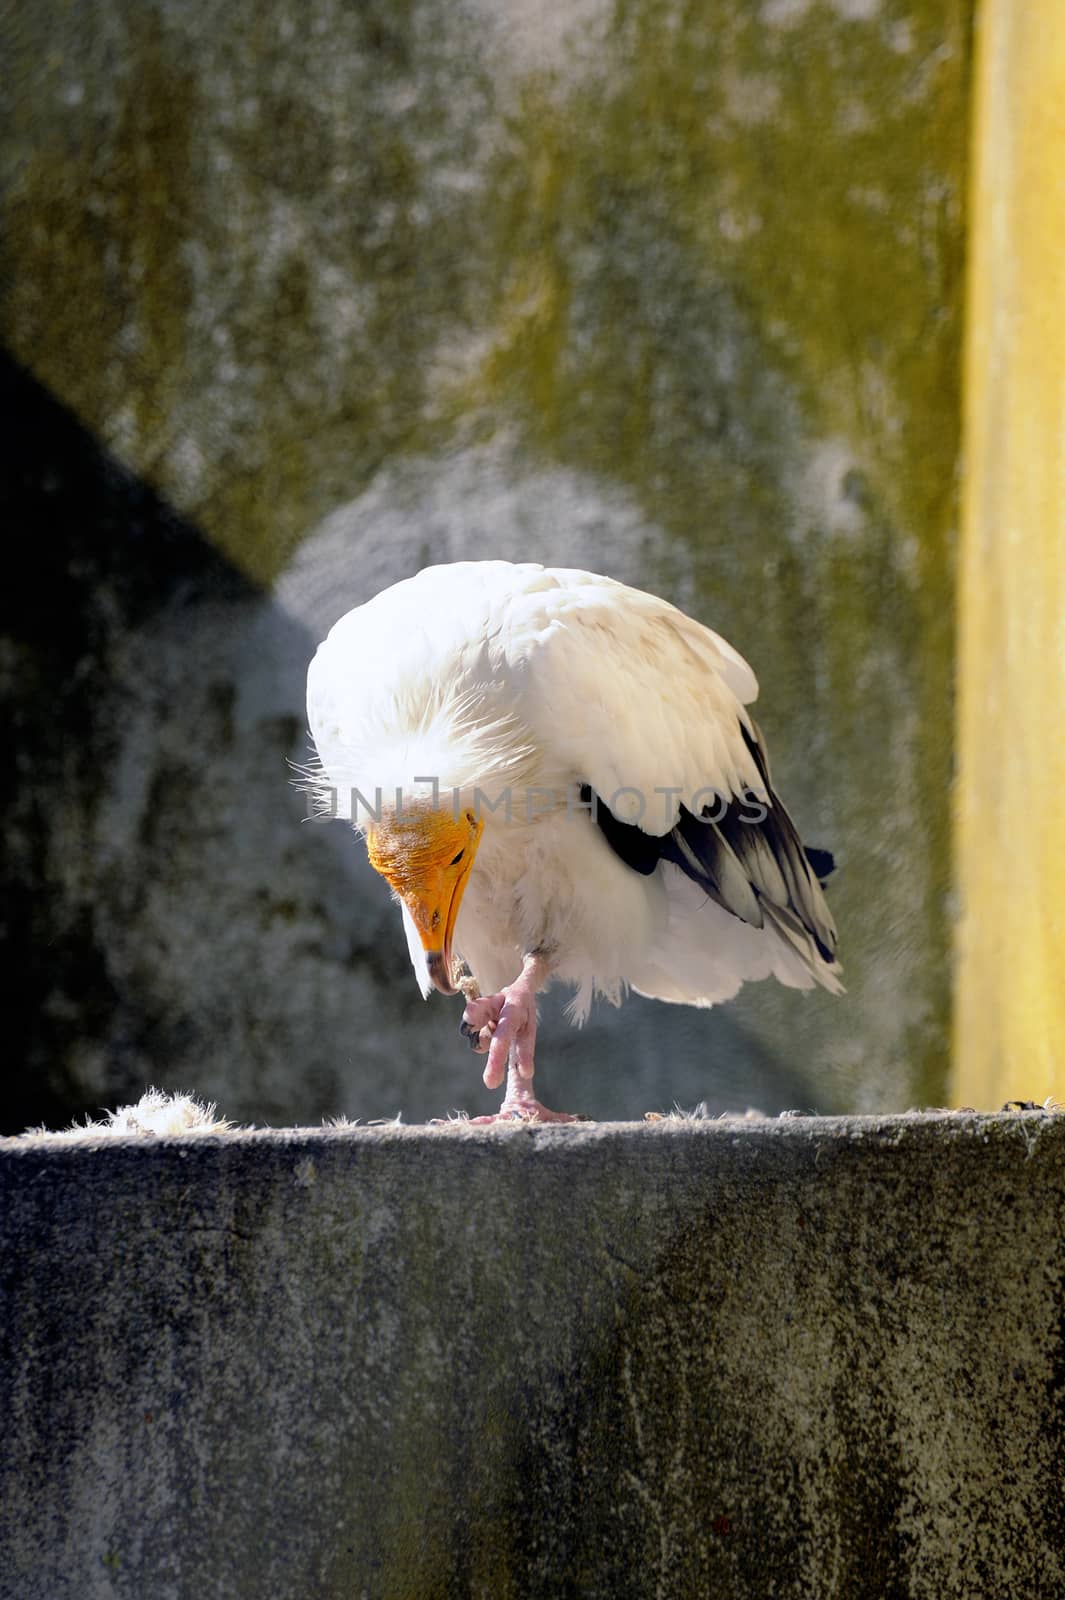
[366,804,485,994]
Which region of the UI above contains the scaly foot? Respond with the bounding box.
[468,1065,582,1124]
[459,950,580,1121]
[461,977,537,1090]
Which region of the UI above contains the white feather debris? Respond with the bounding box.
[18,1088,236,1143]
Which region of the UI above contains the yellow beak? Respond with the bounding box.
[393,818,483,994]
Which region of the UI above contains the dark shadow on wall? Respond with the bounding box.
[0,351,257,1133]
[0,350,829,1135]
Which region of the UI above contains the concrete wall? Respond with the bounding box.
[2,0,971,1130]
[3,1111,1064,1598]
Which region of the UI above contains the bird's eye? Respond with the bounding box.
[450,850,465,866]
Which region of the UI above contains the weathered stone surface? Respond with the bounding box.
[2,1112,1062,1599]
[2,0,971,1127]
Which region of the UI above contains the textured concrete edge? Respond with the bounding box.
[4,1104,1064,1600]
[2,1109,1060,1160]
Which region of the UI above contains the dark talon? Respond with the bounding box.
[460,1019,482,1050]
[1001,1100,1040,1111]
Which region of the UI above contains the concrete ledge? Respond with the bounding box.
[3,1114,1064,1598]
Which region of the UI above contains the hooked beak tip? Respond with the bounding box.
[426,950,457,996]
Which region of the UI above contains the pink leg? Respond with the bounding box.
[461,952,581,1124]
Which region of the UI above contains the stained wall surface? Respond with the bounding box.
[1,1,971,1127]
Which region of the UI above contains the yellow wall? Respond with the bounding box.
[956,4,1065,1105]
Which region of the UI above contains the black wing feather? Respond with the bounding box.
[803,846,835,885]
[581,719,839,968]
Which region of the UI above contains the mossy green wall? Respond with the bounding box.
[2,0,971,1114]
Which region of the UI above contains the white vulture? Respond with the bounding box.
[306,561,842,1121]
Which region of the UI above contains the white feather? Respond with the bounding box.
[18,1089,235,1141]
